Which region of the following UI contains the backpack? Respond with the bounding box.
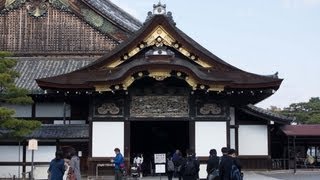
[230,164,242,180]
[184,159,196,176]
[167,158,175,172]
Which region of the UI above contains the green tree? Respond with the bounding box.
[281,97,320,124]
[0,51,41,139]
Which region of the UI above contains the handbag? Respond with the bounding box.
[67,167,77,180]
[207,169,219,180]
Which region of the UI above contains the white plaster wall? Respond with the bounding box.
[2,104,32,117]
[35,103,70,117]
[238,125,268,155]
[195,122,227,156]
[92,122,124,157]
[0,166,22,178]
[230,128,236,149]
[0,146,23,162]
[26,146,56,162]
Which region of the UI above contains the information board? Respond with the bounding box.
[154,153,166,164]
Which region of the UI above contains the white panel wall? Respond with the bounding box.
[238,125,268,155]
[35,103,70,117]
[230,128,236,149]
[0,146,23,162]
[26,146,56,162]
[195,122,227,156]
[0,166,22,178]
[2,104,32,117]
[92,122,124,157]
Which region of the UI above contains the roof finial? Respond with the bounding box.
[153,1,166,15]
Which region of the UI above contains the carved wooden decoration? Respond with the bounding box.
[130,96,189,117]
[196,103,225,117]
[94,102,123,117]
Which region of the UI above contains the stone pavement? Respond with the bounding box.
[87,170,320,180]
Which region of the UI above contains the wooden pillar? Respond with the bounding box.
[124,121,131,171]
[189,120,195,152]
[287,136,290,170]
[293,136,296,173]
[22,141,27,175]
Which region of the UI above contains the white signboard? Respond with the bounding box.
[28,139,38,150]
[155,164,166,173]
[154,153,166,164]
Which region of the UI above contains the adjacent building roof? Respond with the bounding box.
[28,124,89,139]
[241,104,293,124]
[13,57,94,93]
[281,125,320,137]
[84,0,141,32]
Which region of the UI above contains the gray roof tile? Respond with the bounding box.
[28,124,89,139]
[13,57,95,93]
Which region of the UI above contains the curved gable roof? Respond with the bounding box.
[36,8,283,92]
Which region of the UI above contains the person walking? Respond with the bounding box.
[70,148,81,180]
[206,149,220,180]
[48,150,65,180]
[172,149,183,180]
[166,153,175,180]
[111,148,125,180]
[181,150,199,180]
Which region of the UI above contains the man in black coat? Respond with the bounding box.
[206,149,220,180]
[181,150,200,180]
[219,147,231,180]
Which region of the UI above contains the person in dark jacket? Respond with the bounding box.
[181,150,199,180]
[206,149,220,180]
[228,149,242,179]
[48,150,65,180]
[219,147,231,180]
[172,150,183,180]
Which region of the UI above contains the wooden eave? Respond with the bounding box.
[36,14,283,91]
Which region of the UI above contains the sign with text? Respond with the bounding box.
[154,153,166,164]
[155,164,166,173]
[28,139,38,150]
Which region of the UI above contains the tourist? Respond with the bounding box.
[180,149,199,180]
[133,153,143,177]
[70,148,81,180]
[48,150,65,180]
[228,149,242,180]
[206,149,220,180]
[166,153,175,180]
[219,147,231,180]
[111,148,125,180]
[172,149,183,180]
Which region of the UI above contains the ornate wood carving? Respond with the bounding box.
[196,102,226,117]
[94,101,123,117]
[130,96,189,117]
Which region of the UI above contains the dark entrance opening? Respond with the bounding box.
[130,121,189,175]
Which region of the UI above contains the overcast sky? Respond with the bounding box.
[111,0,320,109]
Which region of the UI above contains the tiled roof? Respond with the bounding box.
[85,0,142,32]
[13,57,95,93]
[281,125,320,136]
[242,104,293,124]
[28,124,89,139]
